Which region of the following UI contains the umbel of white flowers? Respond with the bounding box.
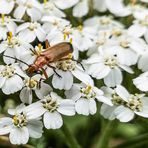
[0,0,148,145]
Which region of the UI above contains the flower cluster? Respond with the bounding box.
[0,0,148,145]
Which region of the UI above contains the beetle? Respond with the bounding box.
[4,40,73,79]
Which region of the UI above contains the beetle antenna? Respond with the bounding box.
[72,59,85,71]
[3,55,30,67]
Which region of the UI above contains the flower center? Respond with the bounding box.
[25,2,33,8]
[100,17,111,25]
[80,85,96,99]
[112,28,122,36]
[7,34,21,47]
[126,94,143,112]
[44,2,54,10]
[112,93,124,105]
[29,22,38,31]
[12,113,27,128]
[139,16,148,26]
[25,78,38,89]
[41,95,59,112]
[56,59,76,71]
[0,65,15,78]
[120,40,130,48]
[104,56,118,68]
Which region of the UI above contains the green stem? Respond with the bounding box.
[113,133,148,148]
[97,120,117,148]
[61,123,81,148]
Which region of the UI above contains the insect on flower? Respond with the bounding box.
[4,38,74,79]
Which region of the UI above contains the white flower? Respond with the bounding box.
[133,71,148,92]
[14,0,42,21]
[84,47,134,87]
[0,0,15,14]
[26,92,75,129]
[128,15,148,42]
[20,74,52,104]
[16,22,46,43]
[84,16,124,31]
[137,51,148,72]
[42,16,70,33]
[0,63,26,94]
[0,104,43,145]
[0,15,17,40]
[65,83,112,115]
[106,0,131,17]
[51,58,93,90]
[72,0,89,17]
[54,0,79,9]
[42,1,65,18]
[0,33,33,64]
[100,85,148,122]
[93,0,107,12]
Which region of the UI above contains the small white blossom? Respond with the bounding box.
[100,85,148,122]
[0,0,15,14]
[20,74,52,104]
[0,63,26,94]
[65,83,112,115]
[26,92,75,129]
[51,58,93,90]
[0,104,43,145]
[14,0,42,21]
[16,22,46,43]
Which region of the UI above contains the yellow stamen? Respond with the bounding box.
[1,14,5,24]
[64,34,67,40]
[85,85,92,93]
[7,32,13,43]
[38,43,42,50]
[67,53,73,59]
[44,0,47,4]
[77,25,83,31]
[70,38,73,44]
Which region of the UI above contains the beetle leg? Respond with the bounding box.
[47,64,62,78]
[72,59,85,71]
[41,67,48,79]
[37,78,46,89]
[45,39,50,49]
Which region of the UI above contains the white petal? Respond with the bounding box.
[20,87,33,104]
[0,117,12,135]
[128,24,146,38]
[73,0,89,17]
[114,106,134,122]
[72,68,93,85]
[13,5,26,19]
[54,0,79,9]
[27,8,42,21]
[18,29,36,43]
[115,85,130,102]
[27,119,43,138]
[104,68,122,87]
[58,99,75,116]
[35,27,46,42]
[0,77,6,88]
[106,0,131,17]
[0,43,7,53]
[0,0,14,14]
[2,75,23,95]
[75,98,95,115]
[52,70,73,90]
[9,127,29,145]
[43,111,63,129]
[100,104,116,120]
[35,82,52,99]
[65,84,81,101]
